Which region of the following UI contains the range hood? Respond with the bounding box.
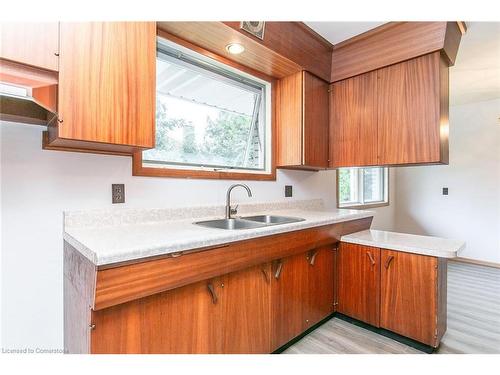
[0,92,58,126]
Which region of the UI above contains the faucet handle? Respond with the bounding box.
[230,205,239,216]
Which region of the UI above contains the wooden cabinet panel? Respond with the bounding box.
[0,22,59,71]
[51,22,156,153]
[277,71,329,170]
[303,72,329,168]
[380,250,438,346]
[277,72,303,166]
[337,243,380,326]
[221,264,271,353]
[377,52,447,165]
[91,278,222,354]
[271,253,308,348]
[304,246,335,328]
[329,71,378,167]
[272,247,335,348]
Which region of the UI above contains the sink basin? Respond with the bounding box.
[242,215,305,225]
[194,218,267,230]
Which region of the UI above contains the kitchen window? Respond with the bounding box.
[139,37,272,178]
[337,167,389,209]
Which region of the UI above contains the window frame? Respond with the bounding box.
[132,30,277,181]
[336,167,390,209]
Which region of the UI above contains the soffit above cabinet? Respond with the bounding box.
[157,22,332,81]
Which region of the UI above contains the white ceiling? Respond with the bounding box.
[450,22,500,106]
[305,22,385,45]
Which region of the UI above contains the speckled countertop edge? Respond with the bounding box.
[63,206,375,266]
[341,229,465,258]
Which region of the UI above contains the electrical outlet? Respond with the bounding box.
[442,187,448,196]
[112,184,125,204]
[285,185,293,197]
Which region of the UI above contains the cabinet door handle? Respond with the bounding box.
[384,255,394,269]
[207,282,218,304]
[261,267,270,283]
[274,260,283,279]
[307,250,318,266]
[366,251,376,266]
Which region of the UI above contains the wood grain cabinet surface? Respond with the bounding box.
[329,71,378,167]
[337,242,380,327]
[277,71,329,170]
[272,247,335,349]
[0,22,59,71]
[91,278,222,354]
[330,51,449,167]
[338,242,447,348]
[380,249,447,347]
[45,22,156,155]
[92,264,273,354]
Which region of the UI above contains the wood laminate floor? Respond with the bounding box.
[284,261,500,354]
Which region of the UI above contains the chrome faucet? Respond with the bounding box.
[225,184,253,219]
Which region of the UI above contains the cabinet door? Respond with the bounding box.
[377,52,444,165]
[380,249,438,345]
[0,22,59,71]
[337,243,380,326]
[329,71,378,167]
[221,264,272,354]
[304,246,335,329]
[57,22,155,149]
[271,253,308,349]
[303,72,329,168]
[90,278,222,354]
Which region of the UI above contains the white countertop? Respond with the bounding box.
[64,207,374,266]
[341,229,465,258]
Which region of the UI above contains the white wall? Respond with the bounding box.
[394,99,500,263]
[0,121,394,349]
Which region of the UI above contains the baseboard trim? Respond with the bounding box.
[335,313,435,354]
[452,257,500,269]
[272,313,336,354]
[273,312,436,354]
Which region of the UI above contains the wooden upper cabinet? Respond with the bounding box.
[46,22,156,155]
[337,242,380,327]
[277,71,329,170]
[329,51,449,167]
[329,71,378,168]
[0,22,59,71]
[380,250,443,346]
[377,52,449,165]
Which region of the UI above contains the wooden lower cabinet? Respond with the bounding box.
[91,277,221,354]
[272,247,335,349]
[221,263,272,354]
[337,243,380,327]
[91,264,273,354]
[380,250,447,347]
[338,242,447,348]
[305,246,335,328]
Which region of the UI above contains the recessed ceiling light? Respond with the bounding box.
[225,43,245,55]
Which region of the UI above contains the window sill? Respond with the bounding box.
[338,202,390,210]
[132,152,276,181]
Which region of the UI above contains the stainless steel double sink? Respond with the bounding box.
[194,215,305,230]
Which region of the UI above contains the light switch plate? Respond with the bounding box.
[112,184,125,204]
[442,187,449,195]
[285,185,293,197]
